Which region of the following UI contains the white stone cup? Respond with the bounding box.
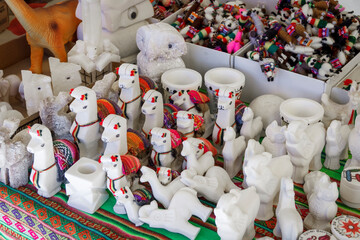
[204,68,245,114]
[340,167,360,209]
[279,98,324,126]
[161,68,202,103]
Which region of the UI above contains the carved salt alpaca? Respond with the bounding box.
[117,64,142,130]
[303,171,330,199]
[39,92,74,141]
[27,124,79,198]
[181,137,217,170]
[69,86,102,159]
[304,175,338,231]
[215,187,260,240]
[347,117,360,168]
[181,139,215,176]
[140,166,185,208]
[157,167,177,185]
[180,166,238,203]
[321,83,360,127]
[22,70,53,116]
[240,107,263,142]
[0,106,24,127]
[222,127,246,178]
[285,121,326,183]
[273,177,303,240]
[325,120,351,170]
[139,187,212,240]
[114,186,143,226]
[242,139,265,188]
[212,87,237,147]
[141,90,164,137]
[91,72,117,99]
[0,70,21,103]
[48,57,82,96]
[261,120,287,158]
[243,152,293,220]
[170,90,212,138]
[174,111,205,138]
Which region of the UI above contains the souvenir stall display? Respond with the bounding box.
[1,0,360,239]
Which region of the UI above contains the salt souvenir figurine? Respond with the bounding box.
[299,230,337,240]
[101,114,128,155]
[261,120,287,158]
[117,64,142,130]
[340,167,360,208]
[347,117,360,168]
[27,124,79,198]
[180,166,238,203]
[331,215,360,240]
[175,111,205,138]
[157,166,178,185]
[273,177,303,240]
[304,171,330,199]
[69,86,102,159]
[141,90,164,137]
[240,107,263,141]
[181,137,217,170]
[22,70,53,116]
[242,139,265,188]
[304,175,338,231]
[65,157,108,214]
[214,187,260,240]
[0,70,21,103]
[0,105,24,127]
[222,126,246,178]
[114,186,143,226]
[285,120,325,184]
[140,166,185,208]
[139,187,212,240]
[325,120,351,170]
[181,139,215,176]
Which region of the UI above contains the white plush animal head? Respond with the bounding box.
[69,86,96,114]
[223,127,236,142]
[156,166,172,185]
[98,154,121,171]
[221,16,239,31]
[318,62,335,79]
[27,124,52,154]
[114,186,134,203]
[174,111,194,129]
[101,114,127,143]
[348,83,360,110]
[265,120,286,143]
[241,107,254,122]
[301,4,313,18]
[305,56,318,68]
[169,90,189,106]
[117,64,139,89]
[150,127,171,147]
[142,90,163,115]
[216,87,235,110]
[251,7,264,17]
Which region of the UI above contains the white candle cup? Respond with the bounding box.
[161,68,202,103]
[280,98,324,126]
[340,167,360,209]
[204,68,245,114]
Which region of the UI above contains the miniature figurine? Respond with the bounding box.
[114,186,143,226]
[117,64,142,130]
[157,167,179,185]
[0,105,24,127]
[0,70,21,103]
[92,73,117,100]
[214,187,260,240]
[139,187,212,240]
[22,70,53,116]
[262,120,287,158]
[273,177,303,240]
[174,111,204,138]
[285,121,326,183]
[27,124,79,198]
[140,166,185,208]
[304,171,330,199]
[180,166,238,203]
[240,107,263,142]
[141,90,163,137]
[347,117,360,168]
[222,126,246,178]
[4,0,80,73]
[242,139,265,188]
[324,120,351,170]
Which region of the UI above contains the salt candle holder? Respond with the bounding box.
[340,167,360,209]
[280,98,324,125]
[204,68,245,114]
[161,68,202,103]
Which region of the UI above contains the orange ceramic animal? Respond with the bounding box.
[4,0,81,73]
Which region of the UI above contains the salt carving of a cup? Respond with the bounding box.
[161,68,202,103]
[204,68,245,114]
[280,98,324,126]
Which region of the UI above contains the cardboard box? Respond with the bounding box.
[0,0,9,33]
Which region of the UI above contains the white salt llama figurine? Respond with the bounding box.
[0,70,21,103]
[347,116,360,168]
[101,114,128,156]
[242,139,265,188]
[304,174,338,231]
[49,57,82,96]
[180,166,238,203]
[175,111,205,138]
[262,120,287,157]
[214,187,260,240]
[157,166,177,185]
[141,90,164,137]
[212,87,237,147]
[222,126,246,178]
[240,107,263,142]
[273,177,303,240]
[114,186,143,226]
[140,166,185,208]
[181,139,215,176]
[139,187,212,240]
[22,70,53,116]
[69,86,102,159]
[285,120,325,184]
[27,124,79,198]
[325,120,351,170]
[117,64,142,130]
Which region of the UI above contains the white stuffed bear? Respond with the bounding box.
[136,23,187,82]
